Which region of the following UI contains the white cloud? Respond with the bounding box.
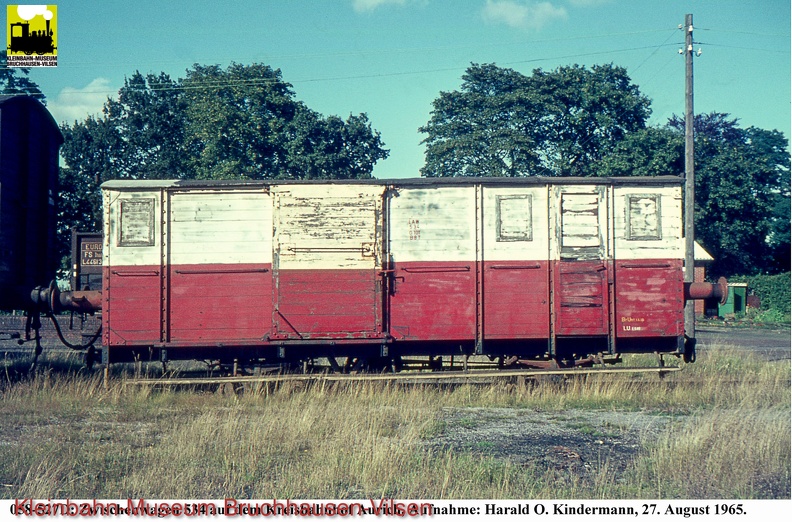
[352,0,407,13]
[47,78,114,125]
[17,5,53,21]
[566,0,611,6]
[482,0,567,31]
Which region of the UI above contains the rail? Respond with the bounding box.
[122,366,681,387]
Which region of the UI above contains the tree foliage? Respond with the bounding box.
[420,62,789,277]
[420,63,651,177]
[531,63,651,176]
[58,117,118,233]
[419,64,545,177]
[0,50,46,102]
[667,114,790,276]
[59,62,390,230]
[595,127,684,178]
[104,72,189,180]
[182,63,298,180]
[177,64,389,181]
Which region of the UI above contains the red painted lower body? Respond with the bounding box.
[272,268,383,340]
[612,259,685,338]
[103,258,684,356]
[388,261,551,341]
[103,264,272,346]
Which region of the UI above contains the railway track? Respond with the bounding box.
[120,367,790,394]
[122,365,681,388]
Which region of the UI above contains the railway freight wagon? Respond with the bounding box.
[0,95,62,312]
[100,176,695,367]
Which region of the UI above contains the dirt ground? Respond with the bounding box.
[424,327,790,482]
[696,325,791,361]
[426,406,675,481]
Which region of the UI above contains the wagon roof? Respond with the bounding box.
[0,94,63,142]
[101,175,684,190]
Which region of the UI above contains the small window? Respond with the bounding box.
[626,195,661,240]
[118,199,155,246]
[496,195,532,242]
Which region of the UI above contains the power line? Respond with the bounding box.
[51,42,686,97]
[50,28,681,70]
[502,44,680,67]
[697,27,790,38]
[702,43,790,53]
[629,30,680,73]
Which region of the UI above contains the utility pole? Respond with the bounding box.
[683,14,696,342]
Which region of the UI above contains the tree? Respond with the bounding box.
[182,63,299,180]
[182,63,388,180]
[103,71,189,180]
[420,63,651,177]
[59,116,123,232]
[532,64,651,176]
[420,64,545,177]
[0,50,46,102]
[57,62,389,263]
[594,127,684,178]
[668,113,791,276]
[61,63,388,183]
[284,111,390,180]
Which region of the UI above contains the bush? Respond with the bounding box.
[730,272,790,314]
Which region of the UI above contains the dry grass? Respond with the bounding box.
[0,347,789,499]
[629,408,791,498]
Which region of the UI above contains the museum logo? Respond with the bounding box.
[6,5,57,67]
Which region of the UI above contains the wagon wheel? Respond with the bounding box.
[364,356,392,373]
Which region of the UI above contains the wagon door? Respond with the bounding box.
[167,189,273,343]
[482,186,550,340]
[386,185,477,342]
[272,184,384,340]
[553,187,611,337]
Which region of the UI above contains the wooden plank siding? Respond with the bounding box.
[100,178,687,361]
[272,184,384,339]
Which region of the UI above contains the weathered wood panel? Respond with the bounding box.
[552,187,610,337]
[613,186,683,260]
[389,186,476,341]
[103,266,160,345]
[168,190,272,342]
[272,184,384,338]
[169,190,272,265]
[389,186,476,263]
[482,186,550,339]
[104,189,162,268]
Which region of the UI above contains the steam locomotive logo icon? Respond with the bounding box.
[6,5,57,67]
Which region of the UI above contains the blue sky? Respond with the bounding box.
[22,0,792,179]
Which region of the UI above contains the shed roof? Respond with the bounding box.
[694,241,714,263]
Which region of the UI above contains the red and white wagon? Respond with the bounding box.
[100,176,698,366]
